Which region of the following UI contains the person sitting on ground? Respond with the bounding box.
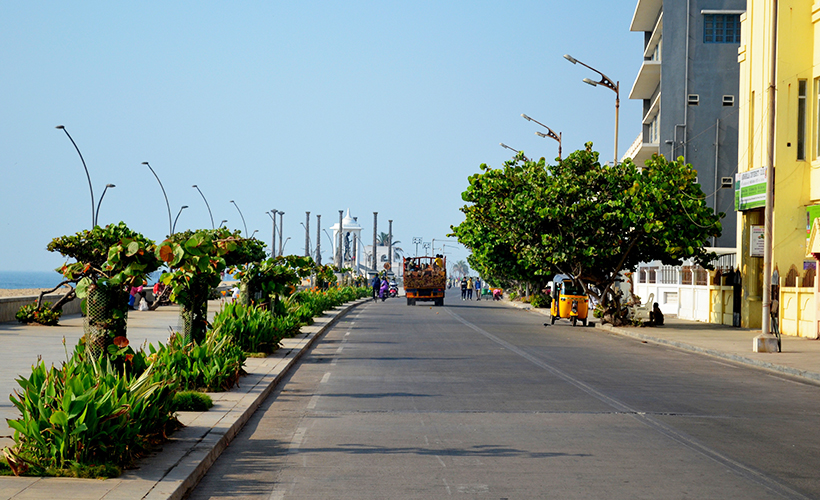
[650,302,664,326]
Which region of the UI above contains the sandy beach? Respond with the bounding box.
[0,287,73,299]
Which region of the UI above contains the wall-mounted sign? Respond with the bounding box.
[735,167,767,211]
[750,225,765,257]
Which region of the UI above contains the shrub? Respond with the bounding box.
[3,342,176,476]
[147,330,246,392]
[15,302,62,326]
[171,391,214,412]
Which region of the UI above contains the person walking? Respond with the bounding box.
[467,277,474,300]
[460,278,468,300]
[371,274,381,302]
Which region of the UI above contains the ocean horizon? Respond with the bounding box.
[0,270,68,289]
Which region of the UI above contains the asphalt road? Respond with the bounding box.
[189,289,820,499]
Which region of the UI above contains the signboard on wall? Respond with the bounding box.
[735,167,767,211]
[750,225,765,257]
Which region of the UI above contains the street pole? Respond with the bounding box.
[305,211,310,257]
[315,214,321,265]
[388,220,393,271]
[372,212,378,272]
[56,126,95,228]
[337,210,344,269]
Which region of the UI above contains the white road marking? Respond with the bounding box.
[321,372,331,383]
[288,427,307,452]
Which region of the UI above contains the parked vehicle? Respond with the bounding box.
[549,274,589,326]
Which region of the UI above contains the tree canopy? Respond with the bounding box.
[450,144,722,305]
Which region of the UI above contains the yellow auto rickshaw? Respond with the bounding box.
[549,274,589,326]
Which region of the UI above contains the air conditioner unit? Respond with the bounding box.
[721,177,733,188]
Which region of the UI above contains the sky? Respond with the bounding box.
[1,1,643,274]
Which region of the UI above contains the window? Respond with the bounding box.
[798,79,807,160]
[815,78,820,159]
[704,14,741,43]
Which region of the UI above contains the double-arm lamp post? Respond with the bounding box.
[564,54,620,165]
[521,114,562,161]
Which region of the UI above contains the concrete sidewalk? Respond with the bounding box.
[504,299,820,386]
[0,297,369,500]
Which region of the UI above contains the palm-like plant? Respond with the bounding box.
[452,260,470,279]
[377,232,405,261]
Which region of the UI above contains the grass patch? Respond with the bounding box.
[171,391,214,412]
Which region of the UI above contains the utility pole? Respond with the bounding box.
[315,214,321,265]
[337,210,344,269]
[305,211,310,257]
[388,220,393,272]
[372,212,378,272]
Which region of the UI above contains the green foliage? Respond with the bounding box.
[155,228,266,342]
[49,222,161,288]
[451,146,722,308]
[171,391,213,412]
[3,342,176,475]
[146,331,246,392]
[212,302,286,353]
[16,302,62,326]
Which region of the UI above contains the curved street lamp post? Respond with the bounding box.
[142,162,173,236]
[230,200,248,236]
[522,114,562,161]
[564,54,620,164]
[56,125,95,227]
[172,205,188,234]
[94,183,116,227]
[192,185,215,229]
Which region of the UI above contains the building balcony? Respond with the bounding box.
[622,132,659,166]
[629,60,661,100]
[631,0,662,32]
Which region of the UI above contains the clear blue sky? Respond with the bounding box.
[1,1,642,273]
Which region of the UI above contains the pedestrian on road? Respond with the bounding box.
[467,278,473,300]
[461,278,468,300]
[379,277,389,301]
[475,278,482,301]
[371,274,381,302]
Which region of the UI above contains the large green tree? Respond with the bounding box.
[451,144,722,312]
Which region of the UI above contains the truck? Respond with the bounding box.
[403,256,446,306]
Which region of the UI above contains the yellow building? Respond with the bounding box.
[737,0,819,332]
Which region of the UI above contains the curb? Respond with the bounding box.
[594,322,820,386]
[128,297,369,500]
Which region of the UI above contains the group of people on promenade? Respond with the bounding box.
[460,277,483,300]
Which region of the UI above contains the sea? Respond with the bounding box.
[0,270,229,289]
[0,270,68,289]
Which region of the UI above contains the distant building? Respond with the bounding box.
[626,0,744,248]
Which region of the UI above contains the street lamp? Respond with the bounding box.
[192,185,215,229]
[94,183,115,227]
[143,161,173,236]
[230,200,248,236]
[56,125,95,227]
[172,205,188,234]
[564,54,620,164]
[522,114,562,161]
[499,143,530,162]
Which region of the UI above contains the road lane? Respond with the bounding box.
[190,290,818,499]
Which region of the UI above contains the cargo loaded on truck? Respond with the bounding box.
[403,255,446,306]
